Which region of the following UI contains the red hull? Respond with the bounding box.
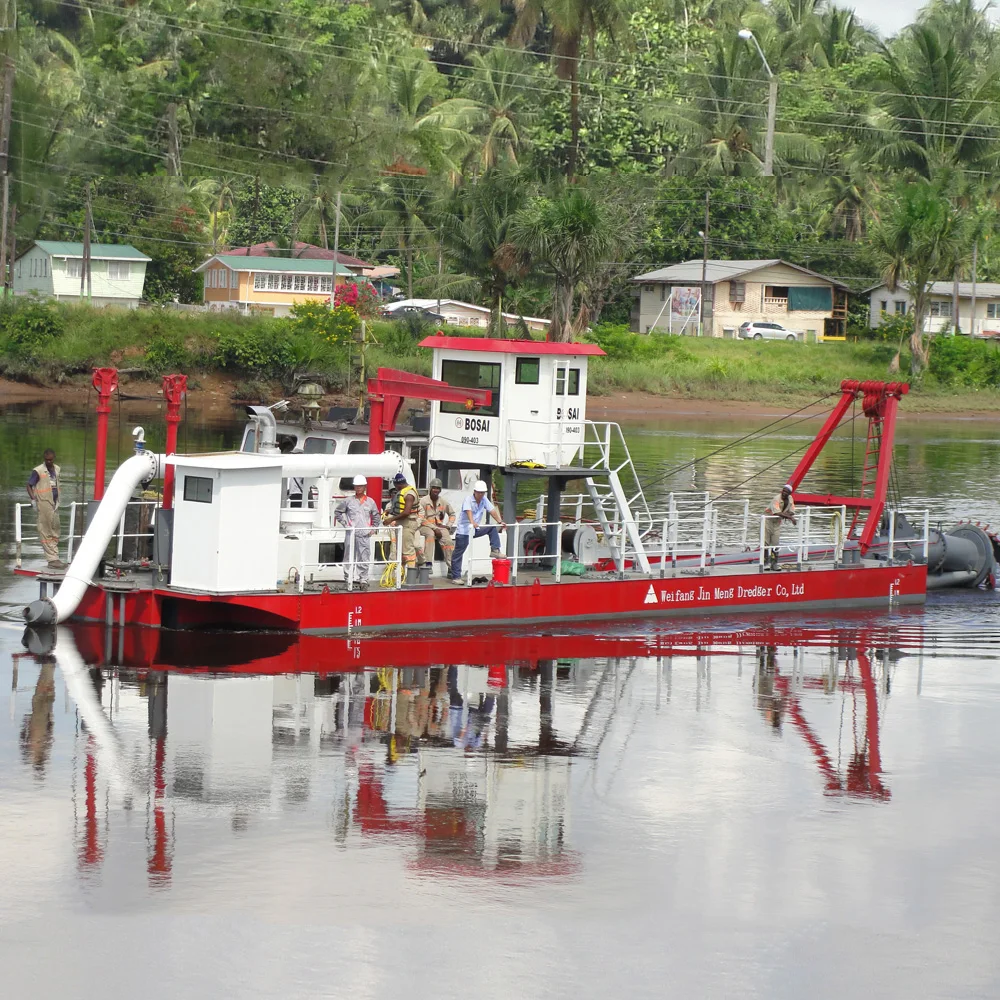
[49,562,926,634]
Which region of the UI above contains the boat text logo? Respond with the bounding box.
[644,585,658,605]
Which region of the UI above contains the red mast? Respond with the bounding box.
[160,374,187,510]
[786,379,909,554]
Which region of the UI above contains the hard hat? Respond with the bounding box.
[352,475,367,487]
[429,477,443,489]
[474,479,488,492]
[393,472,407,484]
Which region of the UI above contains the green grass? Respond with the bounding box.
[2,302,1000,413]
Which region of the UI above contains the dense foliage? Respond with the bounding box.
[9,0,1000,362]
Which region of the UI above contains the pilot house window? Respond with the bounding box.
[439,360,501,417]
[556,368,580,396]
[515,357,540,384]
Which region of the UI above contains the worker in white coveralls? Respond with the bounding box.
[763,484,796,571]
[26,449,66,570]
[335,475,381,589]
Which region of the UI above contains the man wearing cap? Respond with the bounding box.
[763,484,797,571]
[450,480,506,583]
[418,478,456,571]
[334,476,381,589]
[382,471,421,576]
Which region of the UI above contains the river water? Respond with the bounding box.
[1,398,999,999]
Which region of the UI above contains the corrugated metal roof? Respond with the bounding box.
[196,255,355,275]
[868,281,1000,298]
[32,241,151,261]
[632,258,849,290]
[418,335,605,356]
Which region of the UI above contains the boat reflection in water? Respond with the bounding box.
[17,617,917,891]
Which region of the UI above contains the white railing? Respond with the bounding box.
[297,525,404,593]
[16,500,159,568]
[762,296,788,310]
[755,505,848,569]
[882,508,931,564]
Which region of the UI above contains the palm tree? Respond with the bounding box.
[808,6,873,69]
[497,0,630,178]
[871,181,971,373]
[438,169,530,335]
[296,177,340,250]
[370,173,438,299]
[511,185,632,341]
[868,25,1000,179]
[662,35,820,176]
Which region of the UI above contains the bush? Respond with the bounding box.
[589,324,693,362]
[865,312,913,344]
[928,336,1000,389]
[214,322,292,373]
[374,320,421,358]
[144,331,191,374]
[290,300,358,346]
[0,299,64,357]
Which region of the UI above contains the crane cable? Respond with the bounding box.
[642,390,840,493]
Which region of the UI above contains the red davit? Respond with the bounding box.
[787,379,909,554]
[366,366,492,508]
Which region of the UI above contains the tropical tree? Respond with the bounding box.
[498,0,630,177]
[871,181,971,372]
[438,169,531,334]
[511,185,633,340]
[370,172,439,299]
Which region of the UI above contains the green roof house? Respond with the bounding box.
[14,241,152,308]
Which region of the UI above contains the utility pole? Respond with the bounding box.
[329,189,341,310]
[82,182,92,302]
[971,239,979,337]
[739,29,776,178]
[0,40,15,298]
[5,201,14,297]
[699,191,710,337]
[165,102,182,180]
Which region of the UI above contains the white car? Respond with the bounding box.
[738,321,802,341]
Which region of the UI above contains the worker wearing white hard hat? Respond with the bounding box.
[449,478,506,583]
[334,475,381,589]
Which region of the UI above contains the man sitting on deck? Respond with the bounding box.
[450,480,506,583]
[418,478,456,571]
[764,484,796,571]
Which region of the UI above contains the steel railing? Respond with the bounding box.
[296,525,404,592]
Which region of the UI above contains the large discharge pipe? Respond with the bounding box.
[25,451,164,625]
[24,449,409,626]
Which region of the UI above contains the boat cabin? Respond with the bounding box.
[419,336,606,473]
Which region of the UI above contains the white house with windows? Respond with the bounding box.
[13,241,151,307]
[383,298,550,334]
[196,254,354,316]
[868,281,1000,337]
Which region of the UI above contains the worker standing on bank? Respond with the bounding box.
[418,478,456,571]
[449,480,506,583]
[382,472,421,575]
[763,484,796,571]
[27,449,65,570]
[335,476,381,589]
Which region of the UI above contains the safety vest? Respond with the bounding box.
[32,463,60,508]
[393,484,418,519]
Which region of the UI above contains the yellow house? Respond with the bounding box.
[195,254,354,317]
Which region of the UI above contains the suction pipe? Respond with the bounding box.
[24,451,163,625]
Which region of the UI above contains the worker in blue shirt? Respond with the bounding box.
[449,479,506,582]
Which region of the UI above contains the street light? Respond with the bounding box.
[738,28,776,178]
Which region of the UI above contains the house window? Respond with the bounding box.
[764,285,789,300]
[320,276,333,293]
[929,300,952,318]
[894,301,907,315]
[42,258,48,277]
[880,300,888,313]
[988,303,1000,319]
[306,275,321,292]
[203,273,210,293]
[729,280,746,304]
[440,359,501,417]
[182,475,213,503]
[66,259,82,278]
[108,262,130,281]
[219,269,228,289]
[293,274,306,291]
[659,285,666,302]
[515,357,540,384]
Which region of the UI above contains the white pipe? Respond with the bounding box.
[275,453,408,483]
[52,625,132,800]
[25,452,163,625]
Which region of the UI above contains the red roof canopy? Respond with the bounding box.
[418,335,605,357]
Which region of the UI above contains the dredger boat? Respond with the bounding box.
[15,337,996,634]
